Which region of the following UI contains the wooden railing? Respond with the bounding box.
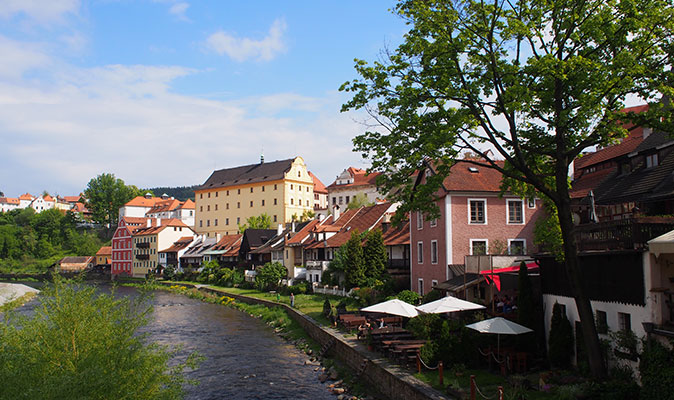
[575,217,674,252]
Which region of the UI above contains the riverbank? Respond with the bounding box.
[0,283,39,311]
[155,282,449,400]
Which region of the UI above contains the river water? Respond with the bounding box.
[12,283,334,400]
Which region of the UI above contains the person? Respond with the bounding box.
[276,292,280,302]
[357,321,371,340]
[290,292,295,308]
[378,318,386,329]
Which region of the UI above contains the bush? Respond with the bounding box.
[548,302,574,368]
[255,262,287,291]
[0,278,198,399]
[639,338,674,400]
[397,289,420,305]
[420,289,442,304]
[322,298,332,318]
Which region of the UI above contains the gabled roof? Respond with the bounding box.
[380,219,410,246]
[181,237,217,258]
[286,219,322,245]
[71,202,89,213]
[327,167,381,189]
[160,236,195,253]
[0,197,19,204]
[309,171,328,194]
[439,160,505,192]
[60,195,82,203]
[306,203,393,249]
[43,195,54,201]
[132,219,191,236]
[96,246,112,256]
[570,166,616,199]
[145,199,183,214]
[242,229,278,249]
[212,234,243,251]
[59,256,93,265]
[179,199,195,209]
[198,158,296,191]
[19,193,33,200]
[124,196,163,208]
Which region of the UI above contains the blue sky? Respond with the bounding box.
[0,1,408,197]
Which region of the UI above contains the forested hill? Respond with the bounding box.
[146,185,198,201]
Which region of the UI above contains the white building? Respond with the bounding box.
[326,167,385,209]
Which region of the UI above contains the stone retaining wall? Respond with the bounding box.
[193,285,450,400]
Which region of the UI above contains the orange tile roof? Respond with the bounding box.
[327,167,381,189]
[180,199,195,209]
[60,195,82,203]
[160,236,195,253]
[307,203,392,249]
[96,246,112,256]
[440,160,505,192]
[309,171,328,193]
[124,196,163,208]
[133,219,191,236]
[0,197,20,204]
[286,219,322,244]
[146,199,182,214]
[379,219,410,246]
[72,202,89,213]
[570,167,616,199]
[43,195,54,201]
[19,193,33,200]
[213,234,243,250]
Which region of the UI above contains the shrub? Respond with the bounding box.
[420,289,442,304]
[254,262,287,291]
[639,338,674,400]
[0,278,198,399]
[322,299,332,318]
[548,302,574,368]
[397,289,420,305]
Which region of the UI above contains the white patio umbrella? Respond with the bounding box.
[466,317,533,356]
[361,299,420,318]
[416,295,486,314]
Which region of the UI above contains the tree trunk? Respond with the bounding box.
[556,196,607,379]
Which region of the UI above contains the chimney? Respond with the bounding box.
[317,213,324,221]
[146,218,151,228]
[157,218,162,226]
[291,221,296,232]
[216,233,221,242]
[333,205,340,221]
[277,224,283,235]
[261,153,265,164]
[161,193,169,200]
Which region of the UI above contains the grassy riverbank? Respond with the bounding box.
[0,292,37,313]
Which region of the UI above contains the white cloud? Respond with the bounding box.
[205,18,287,62]
[0,35,51,78]
[0,0,80,24]
[169,2,190,21]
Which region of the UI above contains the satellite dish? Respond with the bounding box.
[572,213,581,226]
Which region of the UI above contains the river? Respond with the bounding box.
[12,283,334,400]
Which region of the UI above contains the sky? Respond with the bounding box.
[0,1,408,197]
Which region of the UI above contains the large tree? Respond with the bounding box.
[238,213,273,233]
[83,173,141,227]
[341,0,674,378]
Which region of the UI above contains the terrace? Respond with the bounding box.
[574,216,674,252]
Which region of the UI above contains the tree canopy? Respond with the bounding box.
[346,193,374,210]
[341,0,673,378]
[238,213,273,233]
[83,173,141,227]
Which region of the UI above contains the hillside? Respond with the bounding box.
[146,186,198,201]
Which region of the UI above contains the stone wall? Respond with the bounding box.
[196,286,450,400]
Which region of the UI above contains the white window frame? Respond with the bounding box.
[431,279,438,288]
[417,241,424,264]
[468,198,487,224]
[470,239,488,255]
[418,279,424,295]
[506,199,525,225]
[618,312,632,332]
[431,240,438,264]
[417,211,423,230]
[507,239,526,255]
[430,218,437,227]
[527,197,536,209]
[646,153,658,168]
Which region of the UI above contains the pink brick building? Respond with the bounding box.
[410,160,545,294]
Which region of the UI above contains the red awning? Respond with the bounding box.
[480,262,538,291]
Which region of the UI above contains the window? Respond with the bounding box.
[469,199,486,224]
[227,190,229,196]
[215,192,218,197]
[507,199,524,224]
[189,210,193,216]
[273,215,277,222]
[206,220,210,227]
[250,201,253,207]
[237,189,241,195]
[596,310,608,334]
[528,197,536,209]
[237,202,240,208]
[274,184,277,190]
[646,153,659,168]
[471,240,487,255]
[418,279,424,295]
[431,240,438,264]
[346,196,350,204]
[298,171,301,177]
[236,217,240,225]
[250,187,253,193]
[200,194,203,199]
[274,198,277,205]
[262,199,265,206]
[432,280,438,288]
[332,197,336,205]
[262,186,265,192]
[208,192,210,198]
[339,196,343,204]
[199,220,203,227]
[226,203,229,210]
[207,205,210,211]
[618,312,632,332]
[290,184,293,190]
[508,239,526,255]
[291,198,294,205]
[417,242,423,264]
[214,219,218,226]
[430,218,437,227]
[200,206,203,212]
[299,199,302,206]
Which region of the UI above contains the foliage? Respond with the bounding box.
[322,298,332,318]
[300,210,315,222]
[350,287,381,308]
[344,229,366,288]
[0,278,198,400]
[534,200,564,261]
[346,193,373,210]
[610,328,639,360]
[420,288,442,304]
[147,185,198,201]
[363,229,388,283]
[238,213,272,233]
[396,289,420,305]
[282,280,311,295]
[342,0,674,378]
[548,302,574,368]
[488,240,509,256]
[83,173,142,227]
[639,338,674,400]
[0,209,105,273]
[254,261,287,291]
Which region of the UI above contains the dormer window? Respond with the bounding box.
[646,153,659,168]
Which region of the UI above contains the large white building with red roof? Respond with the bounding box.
[119,193,195,227]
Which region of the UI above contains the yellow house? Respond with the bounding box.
[195,156,315,237]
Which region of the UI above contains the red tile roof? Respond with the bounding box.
[307,203,392,249]
[0,197,19,204]
[378,217,410,246]
[146,199,183,214]
[124,196,163,208]
[327,167,381,189]
[309,171,328,193]
[213,234,243,250]
[19,193,33,200]
[60,196,82,203]
[43,195,54,201]
[180,199,195,209]
[160,236,195,253]
[286,219,322,245]
[132,219,190,236]
[96,246,112,256]
[440,160,506,192]
[570,166,616,199]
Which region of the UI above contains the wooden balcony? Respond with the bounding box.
[575,217,674,252]
[388,259,410,270]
